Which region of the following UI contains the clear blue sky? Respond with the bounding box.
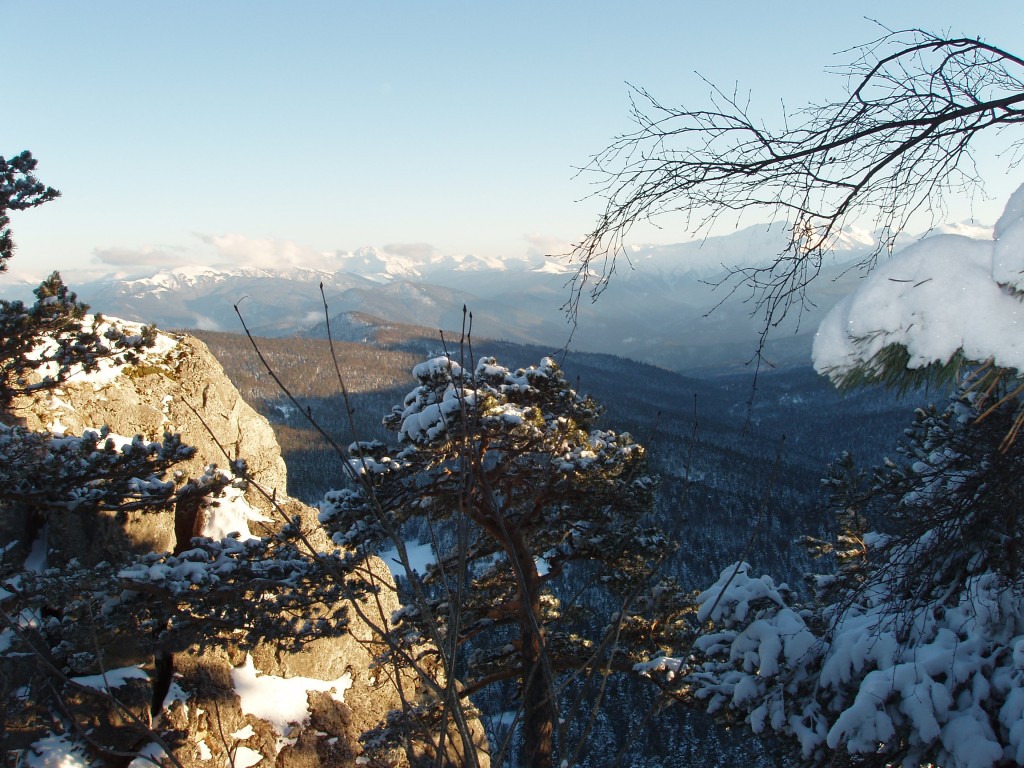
[3,1,1023,281]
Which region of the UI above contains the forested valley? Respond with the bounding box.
[196,321,915,765]
[7,19,1024,766]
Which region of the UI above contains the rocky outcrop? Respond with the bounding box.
[4,327,488,767]
[9,334,296,562]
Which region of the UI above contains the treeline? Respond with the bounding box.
[197,327,914,589]
[195,330,419,499]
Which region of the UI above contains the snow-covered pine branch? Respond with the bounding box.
[656,390,1024,768]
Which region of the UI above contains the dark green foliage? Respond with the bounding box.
[866,391,1024,606]
[0,152,205,764]
[202,324,915,766]
[0,425,192,514]
[680,388,1024,767]
[0,273,159,409]
[0,151,60,271]
[120,499,363,653]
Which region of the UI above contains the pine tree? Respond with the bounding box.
[0,151,59,272]
[0,152,203,762]
[321,353,683,768]
[0,152,189,524]
[1,153,161,409]
[673,388,1024,767]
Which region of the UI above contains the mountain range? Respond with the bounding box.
[2,220,989,372]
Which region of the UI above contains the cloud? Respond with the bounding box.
[381,242,440,261]
[190,313,223,331]
[201,235,446,272]
[91,235,338,275]
[90,234,452,276]
[200,234,335,270]
[92,245,188,268]
[523,233,573,267]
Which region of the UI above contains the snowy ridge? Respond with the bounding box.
[7,215,998,372]
[73,220,890,297]
[620,221,882,280]
[117,264,336,291]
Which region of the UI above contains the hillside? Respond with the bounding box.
[195,321,915,593]
[1,324,451,767]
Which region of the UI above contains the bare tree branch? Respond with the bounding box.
[566,28,1024,360]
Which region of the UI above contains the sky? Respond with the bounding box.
[3,1,1023,284]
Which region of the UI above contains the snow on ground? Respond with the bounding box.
[377,540,437,577]
[228,746,265,768]
[199,478,274,541]
[160,679,190,715]
[814,183,1024,380]
[126,742,168,768]
[377,540,544,580]
[231,653,352,754]
[29,316,179,389]
[24,527,48,573]
[24,733,95,768]
[231,724,257,740]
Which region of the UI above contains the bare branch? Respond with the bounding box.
[566,29,1024,354]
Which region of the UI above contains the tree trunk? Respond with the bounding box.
[509,529,555,768]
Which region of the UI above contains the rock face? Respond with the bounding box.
[4,329,487,767]
[11,334,295,562]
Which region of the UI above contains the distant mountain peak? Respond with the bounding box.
[51,215,995,372]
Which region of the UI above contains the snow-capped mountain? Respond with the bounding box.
[4,221,946,371]
[75,266,378,337]
[610,220,885,279]
[317,244,531,284]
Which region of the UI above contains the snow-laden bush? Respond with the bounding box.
[321,352,688,767]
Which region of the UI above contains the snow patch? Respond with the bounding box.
[231,654,352,754]
[70,664,149,691]
[378,540,437,578]
[29,316,179,389]
[126,742,169,768]
[24,733,95,768]
[228,746,264,768]
[199,480,274,541]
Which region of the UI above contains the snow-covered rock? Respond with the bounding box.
[3,324,484,768]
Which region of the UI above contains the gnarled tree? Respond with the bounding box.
[321,353,687,768]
